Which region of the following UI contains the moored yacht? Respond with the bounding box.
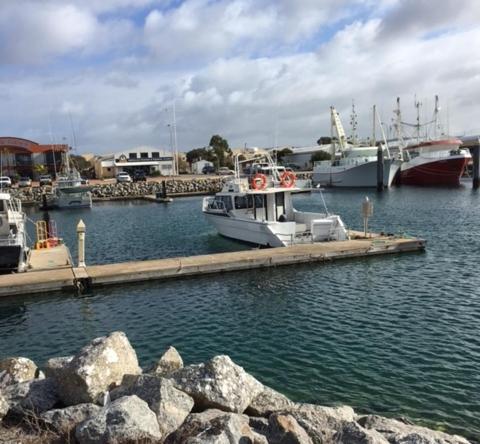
[52,170,92,208]
[0,192,28,273]
[313,106,401,188]
[203,154,348,247]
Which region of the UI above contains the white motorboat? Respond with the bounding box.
[312,106,401,188]
[52,170,92,209]
[0,192,28,272]
[203,154,349,247]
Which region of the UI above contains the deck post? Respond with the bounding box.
[472,142,480,189]
[376,146,384,191]
[77,219,86,268]
[162,180,167,198]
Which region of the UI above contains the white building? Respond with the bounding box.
[191,159,213,174]
[94,146,174,178]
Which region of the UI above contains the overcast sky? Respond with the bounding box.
[0,0,479,154]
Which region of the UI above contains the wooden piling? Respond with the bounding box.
[377,146,384,191]
[472,143,480,190]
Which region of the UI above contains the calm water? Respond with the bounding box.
[1,186,479,440]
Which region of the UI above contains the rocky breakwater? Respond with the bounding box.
[0,331,471,444]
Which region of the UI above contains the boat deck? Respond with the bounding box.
[0,234,425,298]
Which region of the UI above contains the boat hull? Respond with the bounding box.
[55,190,93,209]
[0,245,25,273]
[204,213,285,247]
[312,159,400,188]
[400,155,469,187]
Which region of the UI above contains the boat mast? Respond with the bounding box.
[350,100,358,145]
[414,96,422,143]
[393,97,405,147]
[433,95,439,139]
[372,105,376,147]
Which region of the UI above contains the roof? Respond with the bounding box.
[0,137,68,153]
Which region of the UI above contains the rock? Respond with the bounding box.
[247,386,293,416]
[359,415,471,444]
[40,403,102,434]
[0,357,38,387]
[75,395,162,444]
[165,408,255,444]
[173,355,263,413]
[334,421,389,444]
[267,413,313,444]
[55,331,142,405]
[148,346,183,376]
[3,378,59,415]
[279,404,355,444]
[110,374,194,438]
[0,392,8,420]
[43,356,72,380]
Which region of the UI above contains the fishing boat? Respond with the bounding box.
[394,96,471,187]
[52,170,92,208]
[203,153,348,247]
[312,105,401,188]
[0,192,28,273]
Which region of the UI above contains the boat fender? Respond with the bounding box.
[251,173,267,190]
[280,171,296,188]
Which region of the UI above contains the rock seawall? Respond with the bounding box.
[10,174,313,204]
[0,331,470,444]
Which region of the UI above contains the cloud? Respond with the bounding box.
[0,0,480,152]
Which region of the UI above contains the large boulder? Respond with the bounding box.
[334,421,389,444]
[110,374,194,438]
[0,357,38,388]
[359,415,471,444]
[43,356,73,380]
[2,378,59,416]
[247,386,293,417]
[279,404,356,444]
[267,413,313,444]
[173,355,263,413]
[54,332,142,405]
[148,346,183,376]
[0,392,8,420]
[165,408,256,444]
[75,395,162,444]
[41,403,102,434]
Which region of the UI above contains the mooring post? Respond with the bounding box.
[162,180,167,198]
[472,141,480,190]
[377,146,384,191]
[77,219,86,268]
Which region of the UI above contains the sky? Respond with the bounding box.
[0,0,479,154]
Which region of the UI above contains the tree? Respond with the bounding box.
[311,151,331,163]
[317,136,332,145]
[186,148,210,165]
[209,135,231,167]
[33,164,48,176]
[275,148,293,163]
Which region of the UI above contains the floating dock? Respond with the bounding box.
[0,234,425,298]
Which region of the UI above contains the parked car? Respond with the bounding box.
[202,165,215,174]
[0,176,12,188]
[217,167,235,175]
[132,170,147,182]
[18,177,32,187]
[116,172,132,183]
[39,174,53,186]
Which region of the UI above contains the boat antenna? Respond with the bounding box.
[319,188,330,216]
[350,100,358,145]
[372,104,376,147]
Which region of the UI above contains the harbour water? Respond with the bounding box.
[1,185,479,440]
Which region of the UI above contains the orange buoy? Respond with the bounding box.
[251,173,268,190]
[280,171,296,188]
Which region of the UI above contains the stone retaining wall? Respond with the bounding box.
[0,331,471,444]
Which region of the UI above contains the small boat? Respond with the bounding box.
[394,96,471,187]
[52,171,93,208]
[203,153,348,247]
[0,192,29,273]
[312,106,401,188]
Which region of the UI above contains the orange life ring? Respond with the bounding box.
[280,171,296,188]
[251,173,267,190]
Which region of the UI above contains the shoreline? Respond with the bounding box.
[0,331,473,444]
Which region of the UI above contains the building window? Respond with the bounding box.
[129,153,137,160]
[140,152,148,159]
[152,152,160,158]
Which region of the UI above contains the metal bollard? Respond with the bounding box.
[77,219,86,267]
